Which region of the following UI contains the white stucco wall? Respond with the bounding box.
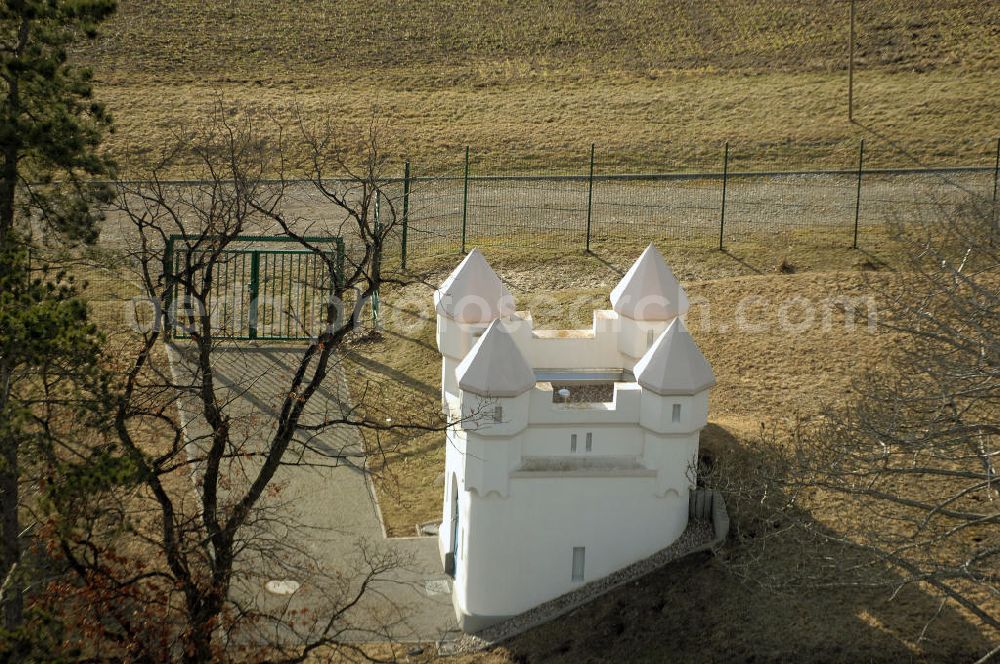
[501,310,662,371]
[459,476,690,619]
[640,390,709,434]
[531,383,639,419]
[521,423,643,457]
[459,392,530,437]
[439,427,466,566]
[445,417,701,620]
[617,316,672,359]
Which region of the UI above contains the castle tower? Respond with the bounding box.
[440,319,534,620]
[454,318,534,490]
[435,248,515,407]
[610,243,689,359]
[634,318,716,497]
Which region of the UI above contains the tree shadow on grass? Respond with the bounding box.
[494,423,994,664]
[584,250,627,277]
[719,248,764,275]
[342,349,438,398]
[589,242,777,278]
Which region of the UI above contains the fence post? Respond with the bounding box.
[853,138,865,249]
[163,236,175,339]
[401,160,410,270]
[719,141,729,251]
[248,251,260,340]
[461,146,470,254]
[992,137,999,205]
[992,137,1000,235]
[373,190,381,329]
[335,237,345,291]
[585,143,595,252]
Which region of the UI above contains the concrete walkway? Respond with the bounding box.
[166,342,460,644]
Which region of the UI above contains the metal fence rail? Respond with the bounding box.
[166,235,345,341]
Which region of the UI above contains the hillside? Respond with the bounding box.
[77,0,1000,172]
[81,1,1000,78]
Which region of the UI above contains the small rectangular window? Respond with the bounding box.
[493,405,503,422]
[647,329,655,345]
[572,547,585,582]
[585,432,593,452]
[570,433,578,452]
[672,403,682,423]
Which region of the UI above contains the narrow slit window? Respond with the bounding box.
[572,547,585,582]
[647,329,655,345]
[585,432,593,452]
[672,403,682,423]
[570,433,578,452]
[493,405,503,422]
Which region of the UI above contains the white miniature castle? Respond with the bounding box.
[435,244,715,631]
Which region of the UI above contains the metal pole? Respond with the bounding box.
[335,237,345,291]
[992,137,999,204]
[373,190,381,329]
[461,146,470,254]
[163,236,175,338]
[849,0,855,122]
[992,137,999,237]
[248,251,260,340]
[401,160,410,270]
[585,143,595,252]
[853,138,865,249]
[719,141,729,251]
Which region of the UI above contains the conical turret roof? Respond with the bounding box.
[456,319,536,397]
[633,318,715,396]
[435,249,516,323]
[610,244,688,320]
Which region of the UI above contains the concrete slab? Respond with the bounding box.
[166,341,460,644]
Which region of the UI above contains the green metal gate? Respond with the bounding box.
[165,235,345,341]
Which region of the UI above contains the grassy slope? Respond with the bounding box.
[79,0,1000,172]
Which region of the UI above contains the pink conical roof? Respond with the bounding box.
[610,244,688,321]
[435,249,516,323]
[633,319,715,396]
[456,319,535,397]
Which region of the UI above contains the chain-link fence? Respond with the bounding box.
[72,138,999,330]
[395,140,999,260]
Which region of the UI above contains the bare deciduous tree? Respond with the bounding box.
[49,104,462,662]
[758,197,1000,638]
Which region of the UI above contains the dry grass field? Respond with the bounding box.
[78,0,1000,173]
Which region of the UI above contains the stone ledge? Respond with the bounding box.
[510,469,657,479]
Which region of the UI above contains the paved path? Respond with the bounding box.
[166,342,459,644]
